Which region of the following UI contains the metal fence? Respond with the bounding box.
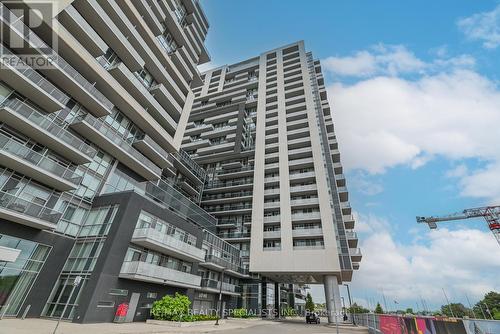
[353,313,500,334]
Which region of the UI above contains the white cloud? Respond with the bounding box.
[322,44,473,78]
[348,172,384,196]
[458,5,500,49]
[458,163,500,203]
[327,69,500,180]
[349,215,499,310]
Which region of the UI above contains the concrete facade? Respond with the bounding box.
[0,0,358,325]
[182,41,361,320]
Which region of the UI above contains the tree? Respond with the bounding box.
[305,293,315,312]
[375,302,384,314]
[151,292,191,321]
[440,303,469,318]
[405,308,414,315]
[473,291,500,320]
[348,303,369,314]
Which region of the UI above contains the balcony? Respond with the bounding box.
[289,157,314,169]
[182,138,210,151]
[0,191,61,230]
[119,261,201,289]
[291,212,321,223]
[293,244,324,251]
[0,4,114,116]
[350,248,362,262]
[290,198,320,209]
[204,179,253,192]
[263,230,281,239]
[343,215,355,230]
[131,227,205,262]
[70,113,162,180]
[289,172,316,182]
[219,231,251,241]
[0,99,95,164]
[288,147,313,160]
[172,150,207,182]
[144,181,216,229]
[290,184,317,195]
[205,203,252,215]
[0,133,82,191]
[292,228,323,238]
[263,215,281,224]
[263,246,281,251]
[0,45,69,112]
[345,231,358,248]
[341,202,352,215]
[200,278,241,296]
[184,124,214,136]
[337,186,349,202]
[149,84,182,121]
[108,62,177,134]
[132,134,171,168]
[197,142,234,156]
[202,254,248,277]
[216,165,254,179]
[264,201,280,210]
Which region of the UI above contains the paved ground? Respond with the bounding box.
[0,317,368,334]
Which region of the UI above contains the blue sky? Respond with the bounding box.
[200,1,500,311]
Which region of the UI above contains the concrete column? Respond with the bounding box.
[274,282,280,318]
[261,281,267,318]
[324,275,342,324]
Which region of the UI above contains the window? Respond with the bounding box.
[135,68,157,89]
[109,289,128,296]
[157,27,178,54]
[146,292,157,299]
[96,48,120,69]
[97,301,115,308]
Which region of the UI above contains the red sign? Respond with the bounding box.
[115,303,129,317]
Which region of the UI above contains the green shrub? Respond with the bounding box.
[151,292,191,321]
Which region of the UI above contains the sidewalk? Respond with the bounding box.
[0,318,274,334]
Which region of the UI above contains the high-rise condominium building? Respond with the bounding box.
[183,41,360,322]
[0,0,359,325]
[0,0,245,323]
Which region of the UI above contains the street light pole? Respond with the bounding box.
[344,284,355,326]
[53,275,82,334]
[215,269,225,325]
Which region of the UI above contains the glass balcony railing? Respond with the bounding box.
[145,180,217,229]
[0,191,62,225]
[0,5,114,111]
[120,261,201,287]
[1,98,96,158]
[204,254,248,275]
[132,227,205,261]
[219,231,251,239]
[0,133,82,185]
[174,149,207,181]
[200,278,240,293]
[72,113,160,174]
[0,45,70,106]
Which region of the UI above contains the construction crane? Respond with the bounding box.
[416,206,500,246]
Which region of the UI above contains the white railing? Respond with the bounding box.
[120,261,201,287]
[292,228,323,237]
[132,228,205,261]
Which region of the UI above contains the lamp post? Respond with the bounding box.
[215,269,225,325]
[344,284,355,326]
